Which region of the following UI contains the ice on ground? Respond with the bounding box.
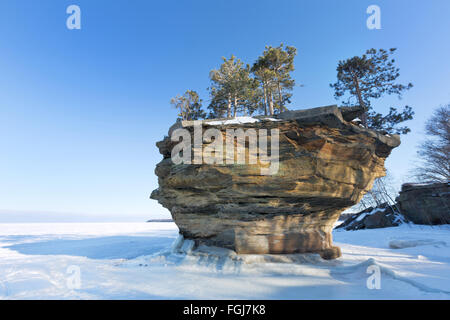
[389,239,447,249]
[0,222,449,299]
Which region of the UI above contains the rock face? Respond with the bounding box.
[397,182,450,225]
[151,105,400,259]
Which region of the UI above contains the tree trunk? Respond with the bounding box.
[185,100,191,121]
[262,84,268,116]
[354,76,368,127]
[233,96,238,118]
[268,92,274,115]
[277,82,283,110]
[227,93,232,118]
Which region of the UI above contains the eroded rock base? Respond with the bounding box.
[175,213,342,259]
[172,235,342,263]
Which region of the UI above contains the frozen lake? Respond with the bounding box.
[0,222,449,299]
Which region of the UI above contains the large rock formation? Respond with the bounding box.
[151,105,400,259]
[397,182,450,225]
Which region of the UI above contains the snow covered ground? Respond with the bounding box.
[0,222,449,299]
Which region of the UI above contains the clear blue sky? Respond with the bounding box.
[1,0,449,221]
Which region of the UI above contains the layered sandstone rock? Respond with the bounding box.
[151,105,400,259]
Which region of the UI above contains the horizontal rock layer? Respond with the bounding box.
[151,105,400,259]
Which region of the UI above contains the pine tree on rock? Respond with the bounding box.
[206,86,228,119]
[209,55,258,118]
[252,44,297,115]
[252,58,276,116]
[170,90,206,121]
[330,48,414,134]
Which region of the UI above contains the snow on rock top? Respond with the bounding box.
[206,116,281,126]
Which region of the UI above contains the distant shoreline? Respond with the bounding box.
[146,219,174,223]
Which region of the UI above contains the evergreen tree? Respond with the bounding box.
[170,90,206,121]
[252,44,297,115]
[243,86,265,116]
[206,86,228,118]
[209,55,258,118]
[330,48,414,134]
[252,58,276,115]
[174,44,298,120]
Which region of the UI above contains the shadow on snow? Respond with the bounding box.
[5,236,175,260]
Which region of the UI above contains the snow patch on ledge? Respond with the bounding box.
[206,116,281,126]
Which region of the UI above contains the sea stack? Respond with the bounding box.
[151,105,400,259]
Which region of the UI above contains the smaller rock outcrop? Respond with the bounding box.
[336,203,405,230]
[397,182,450,225]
